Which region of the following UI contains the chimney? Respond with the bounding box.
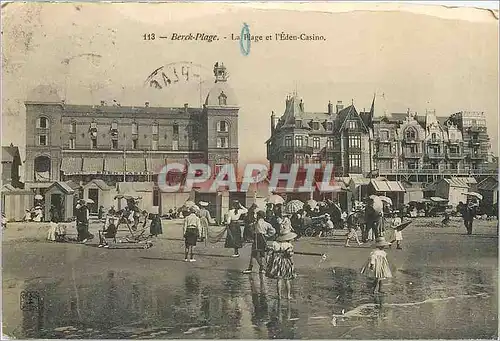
[145,101,150,108]
[271,111,276,134]
[336,100,344,114]
[184,103,188,113]
[328,101,333,115]
[101,100,105,106]
[299,99,304,112]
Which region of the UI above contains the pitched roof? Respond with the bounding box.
[478,176,498,191]
[2,146,20,163]
[83,179,111,191]
[370,180,406,192]
[47,181,75,194]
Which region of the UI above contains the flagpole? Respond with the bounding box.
[123,144,126,182]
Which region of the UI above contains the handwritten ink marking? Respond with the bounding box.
[20,290,42,311]
[240,23,250,56]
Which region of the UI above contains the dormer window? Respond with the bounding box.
[380,130,389,141]
[405,128,416,140]
[110,122,118,138]
[295,120,302,128]
[326,122,333,131]
[37,117,48,129]
[218,92,227,105]
[347,120,357,129]
[89,122,98,138]
[312,122,320,130]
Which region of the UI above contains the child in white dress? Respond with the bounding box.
[361,237,392,294]
[390,213,403,250]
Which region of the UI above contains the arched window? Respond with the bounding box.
[217,120,228,132]
[431,132,437,140]
[34,155,51,181]
[37,116,48,129]
[218,91,227,105]
[70,121,76,133]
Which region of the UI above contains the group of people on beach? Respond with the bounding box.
[180,196,405,298]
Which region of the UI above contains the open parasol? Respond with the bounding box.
[34,194,43,200]
[85,198,95,204]
[395,221,412,232]
[266,194,285,205]
[284,200,304,214]
[306,199,318,210]
[369,195,384,213]
[184,200,196,208]
[378,196,393,206]
[463,192,483,200]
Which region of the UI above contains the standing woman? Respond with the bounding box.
[198,201,213,242]
[183,206,201,262]
[224,200,248,258]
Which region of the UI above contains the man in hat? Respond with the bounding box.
[242,210,276,274]
[461,198,478,235]
[365,197,382,240]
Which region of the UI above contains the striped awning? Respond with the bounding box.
[146,159,167,173]
[126,158,146,174]
[82,158,104,174]
[104,158,125,174]
[371,180,406,192]
[61,157,83,174]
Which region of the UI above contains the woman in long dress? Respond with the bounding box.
[198,201,213,242]
[224,200,248,257]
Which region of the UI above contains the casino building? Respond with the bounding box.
[24,62,240,218]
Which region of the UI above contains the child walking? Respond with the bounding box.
[389,211,403,250]
[361,236,392,294]
[265,225,297,299]
[345,209,362,247]
[183,206,201,262]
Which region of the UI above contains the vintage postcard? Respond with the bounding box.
[1,2,498,339]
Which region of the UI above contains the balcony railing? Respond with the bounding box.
[281,145,314,154]
[470,140,481,146]
[375,151,395,158]
[447,152,464,159]
[402,152,423,159]
[468,125,487,133]
[376,138,391,144]
[403,139,420,144]
[426,152,445,159]
[377,168,497,175]
[427,139,442,145]
[469,153,488,160]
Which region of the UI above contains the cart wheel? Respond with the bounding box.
[304,227,314,237]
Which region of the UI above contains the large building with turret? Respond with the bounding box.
[24,62,240,217]
[266,93,496,207]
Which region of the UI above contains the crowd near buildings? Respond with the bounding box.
[1,62,498,222]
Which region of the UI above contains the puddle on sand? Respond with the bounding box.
[4,266,497,339]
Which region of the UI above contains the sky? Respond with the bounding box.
[2,3,498,169]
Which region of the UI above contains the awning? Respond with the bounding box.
[61,157,82,174]
[82,158,104,174]
[371,180,406,192]
[126,158,146,174]
[350,177,370,188]
[104,158,125,174]
[146,159,166,173]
